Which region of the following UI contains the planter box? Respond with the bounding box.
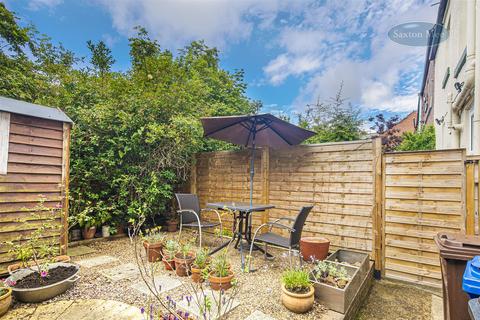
[326,249,369,277]
[311,261,361,314]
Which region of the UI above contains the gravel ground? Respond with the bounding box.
[9,232,437,320]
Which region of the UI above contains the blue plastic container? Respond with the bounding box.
[463,256,480,299]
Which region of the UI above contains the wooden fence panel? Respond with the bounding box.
[383,149,465,287]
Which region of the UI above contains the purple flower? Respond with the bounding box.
[140,307,145,314]
[40,270,48,278]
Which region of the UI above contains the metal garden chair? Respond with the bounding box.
[248,206,313,271]
[175,193,223,247]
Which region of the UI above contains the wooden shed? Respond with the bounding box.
[0,96,72,274]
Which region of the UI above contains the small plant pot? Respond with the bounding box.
[143,241,163,263]
[116,225,126,235]
[209,271,234,291]
[191,266,205,283]
[101,225,110,238]
[0,287,12,317]
[174,253,195,277]
[281,284,314,313]
[300,237,330,262]
[162,257,175,271]
[82,226,96,240]
[7,255,71,275]
[70,229,82,242]
[166,220,178,232]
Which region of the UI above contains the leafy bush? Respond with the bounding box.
[396,125,435,151]
[281,268,311,293]
[0,6,255,227]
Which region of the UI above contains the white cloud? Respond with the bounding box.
[95,0,291,50]
[28,0,62,10]
[263,0,436,113]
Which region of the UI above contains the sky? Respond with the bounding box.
[5,0,437,121]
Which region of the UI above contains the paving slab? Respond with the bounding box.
[244,310,277,320]
[431,294,444,320]
[76,255,119,268]
[100,262,139,281]
[67,245,97,257]
[177,289,239,319]
[3,299,142,320]
[130,275,182,296]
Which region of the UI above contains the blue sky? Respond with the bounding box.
[6,0,436,121]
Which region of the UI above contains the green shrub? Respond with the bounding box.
[396,125,435,151]
[281,268,311,293]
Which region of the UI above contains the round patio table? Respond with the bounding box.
[207,202,275,269]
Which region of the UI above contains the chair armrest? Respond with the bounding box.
[267,222,295,232]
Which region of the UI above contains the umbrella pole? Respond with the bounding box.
[250,137,255,208]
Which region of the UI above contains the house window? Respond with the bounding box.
[0,112,10,175]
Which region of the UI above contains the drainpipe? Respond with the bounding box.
[448,93,462,148]
[475,0,480,154]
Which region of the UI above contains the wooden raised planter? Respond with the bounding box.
[311,250,371,314]
[326,249,369,277]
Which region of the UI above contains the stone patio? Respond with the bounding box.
[3,299,142,320]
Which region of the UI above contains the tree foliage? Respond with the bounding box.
[298,83,365,143]
[369,113,402,151]
[0,6,254,226]
[396,125,435,151]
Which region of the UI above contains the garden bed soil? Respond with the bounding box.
[14,266,77,289]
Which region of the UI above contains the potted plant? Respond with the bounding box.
[142,227,166,263]
[0,280,12,317]
[162,239,179,271]
[281,268,314,313]
[208,251,234,291]
[174,242,195,277]
[191,248,209,283]
[166,213,178,232]
[99,211,112,238]
[5,213,80,303]
[76,210,98,240]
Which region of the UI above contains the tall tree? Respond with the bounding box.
[86,40,115,75]
[299,82,365,143]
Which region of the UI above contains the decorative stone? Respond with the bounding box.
[130,275,181,296]
[67,245,97,257]
[76,255,119,268]
[244,310,276,320]
[100,263,139,281]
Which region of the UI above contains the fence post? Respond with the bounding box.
[466,160,476,235]
[261,147,270,224]
[190,156,197,194]
[372,137,384,278]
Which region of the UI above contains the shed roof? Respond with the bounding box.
[0,96,73,123]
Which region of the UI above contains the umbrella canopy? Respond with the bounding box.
[201,114,315,149]
[201,114,316,207]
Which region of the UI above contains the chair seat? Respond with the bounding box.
[255,232,290,248]
[182,221,220,228]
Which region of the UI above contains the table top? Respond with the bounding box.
[207,202,275,213]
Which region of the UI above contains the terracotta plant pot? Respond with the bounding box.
[166,220,178,232]
[0,287,12,317]
[281,284,314,313]
[209,271,234,291]
[7,255,71,275]
[300,237,330,262]
[82,226,96,240]
[143,241,163,263]
[174,253,195,277]
[191,266,204,283]
[162,257,175,271]
[116,225,126,235]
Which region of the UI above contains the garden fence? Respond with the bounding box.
[191,139,476,288]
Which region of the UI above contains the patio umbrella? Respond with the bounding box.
[201,114,316,206]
